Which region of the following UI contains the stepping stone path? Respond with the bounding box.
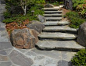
[36,7,84,51]
[0,2,85,66]
[35,6,85,66]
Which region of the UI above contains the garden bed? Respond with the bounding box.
[6,19,30,36]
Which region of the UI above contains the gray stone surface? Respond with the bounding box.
[0,55,9,61]
[36,40,85,50]
[31,48,62,60]
[43,21,69,26]
[37,15,46,23]
[30,48,76,66]
[38,32,77,40]
[10,28,39,49]
[0,62,12,66]
[77,22,86,47]
[0,42,12,50]
[0,30,10,42]
[43,8,59,10]
[43,26,77,32]
[9,50,33,66]
[0,50,7,55]
[0,4,84,66]
[0,28,5,31]
[44,4,54,8]
[45,17,62,21]
[44,14,62,17]
[27,21,45,33]
[44,11,62,14]
[0,22,6,28]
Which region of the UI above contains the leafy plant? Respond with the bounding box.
[52,1,59,6]
[3,0,44,24]
[69,17,85,28]
[76,4,86,15]
[3,11,11,18]
[72,0,86,15]
[35,0,45,4]
[71,49,86,66]
[3,18,14,24]
[65,11,80,18]
[65,11,85,28]
[72,0,86,8]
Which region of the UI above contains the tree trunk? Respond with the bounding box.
[24,5,26,15]
[22,5,27,15]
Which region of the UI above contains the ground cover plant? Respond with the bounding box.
[4,0,45,36]
[65,11,85,28]
[72,0,86,18]
[71,49,86,66]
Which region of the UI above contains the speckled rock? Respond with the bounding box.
[77,22,86,47]
[27,21,45,33]
[10,28,39,49]
[44,4,54,8]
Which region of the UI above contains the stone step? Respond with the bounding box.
[43,26,77,33]
[43,8,59,11]
[38,32,77,40]
[43,21,70,26]
[45,17,62,21]
[44,11,62,14]
[36,40,85,50]
[44,14,62,17]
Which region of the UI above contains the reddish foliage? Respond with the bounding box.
[6,19,30,36]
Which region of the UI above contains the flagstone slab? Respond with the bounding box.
[0,62,12,66]
[43,8,59,10]
[45,17,62,21]
[38,32,77,40]
[0,42,12,50]
[31,48,76,66]
[9,50,33,66]
[43,26,77,32]
[44,11,62,14]
[43,21,69,26]
[36,40,84,50]
[44,14,62,17]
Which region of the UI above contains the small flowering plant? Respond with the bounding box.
[76,0,86,14]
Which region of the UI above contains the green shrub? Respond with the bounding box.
[52,2,59,6]
[36,0,45,4]
[72,0,86,15]
[3,15,29,24]
[65,11,80,18]
[28,4,44,15]
[65,11,85,28]
[3,11,11,18]
[3,18,14,24]
[72,0,86,8]
[3,1,44,24]
[71,49,86,66]
[59,2,64,5]
[69,17,85,28]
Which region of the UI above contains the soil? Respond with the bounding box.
[61,8,70,15]
[6,19,31,36]
[61,8,70,21]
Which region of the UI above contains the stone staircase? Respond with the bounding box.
[0,3,85,66]
[36,7,85,51]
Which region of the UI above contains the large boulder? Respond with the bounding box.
[77,22,86,47]
[44,4,54,8]
[27,21,45,33]
[37,15,46,23]
[10,28,39,49]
